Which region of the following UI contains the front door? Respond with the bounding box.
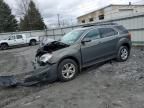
[8,36,17,46]
[81,29,102,67]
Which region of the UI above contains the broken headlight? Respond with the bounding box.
[39,53,52,63]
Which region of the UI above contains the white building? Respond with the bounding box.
[77,4,144,24]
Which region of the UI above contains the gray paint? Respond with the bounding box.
[45,24,131,68]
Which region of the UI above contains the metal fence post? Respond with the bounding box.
[30,31,32,37]
[45,29,48,36]
[61,27,64,36]
[72,25,74,30]
[53,29,55,40]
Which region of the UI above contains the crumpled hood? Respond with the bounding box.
[36,41,70,57]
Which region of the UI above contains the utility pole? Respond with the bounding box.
[62,20,65,27]
[71,18,73,26]
[57,14,60,28]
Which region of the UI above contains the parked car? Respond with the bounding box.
[0,34,39,50]
[32,23,131,83]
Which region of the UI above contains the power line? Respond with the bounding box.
[57,14,61,27]
[1,0,144,25]
[54,1,144,26]
[40,0,144,26]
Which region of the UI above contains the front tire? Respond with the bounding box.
[116,46,129,62]
[58,59,78,82]
[1,44,8,50]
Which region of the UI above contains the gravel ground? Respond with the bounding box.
[0,46,144,108]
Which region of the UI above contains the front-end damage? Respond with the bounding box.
[0,41,70,87]
[22,63,58,86]
[36,41,69,57]
[0,63,58,87]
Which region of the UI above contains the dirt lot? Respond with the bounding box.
[0,46,144,108]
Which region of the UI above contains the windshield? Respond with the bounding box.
[60,30,84,45]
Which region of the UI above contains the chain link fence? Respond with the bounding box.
[0,12,144,46]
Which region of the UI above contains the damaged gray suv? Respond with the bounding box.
[35,23,132,82]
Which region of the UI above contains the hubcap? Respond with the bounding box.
[121,48,128,60]
[62,63,76,79]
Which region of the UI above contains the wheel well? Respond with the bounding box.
[30,39,36,42]
[58,56,80,72]
[1,43,8,46]
[121,43,130,51]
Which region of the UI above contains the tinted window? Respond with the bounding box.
[82,20,85,23]
[99,28,118,38]
[89,18,94,22]
[16,35,23,39]
[99,15,104,20]
[115,26,128,34]
[85,29,100,40]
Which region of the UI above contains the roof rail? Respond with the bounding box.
[82,22,118,27]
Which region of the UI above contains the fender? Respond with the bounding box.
[29,39,36,43]
[116,38,131,52]
[48,44,82,71]
[0,42,9,46]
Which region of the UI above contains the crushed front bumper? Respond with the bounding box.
[0,63,58,87]
[24,63,58,85]
[0,76,17,87]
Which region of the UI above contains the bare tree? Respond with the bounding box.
[15,0,30,17]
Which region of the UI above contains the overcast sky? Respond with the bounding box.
[4,0,141,27]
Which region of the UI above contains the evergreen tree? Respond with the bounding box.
[0,0,18,33]
[20,0,46,31]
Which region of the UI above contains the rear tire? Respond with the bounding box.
[58,59,78,82]
[116,46,129,62]
[1,43,8,50]
[30,40,36,46]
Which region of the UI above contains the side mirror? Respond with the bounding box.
[81,38,91,43]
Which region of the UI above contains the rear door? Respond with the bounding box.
[98,27,119,58]
[15,35,25,45]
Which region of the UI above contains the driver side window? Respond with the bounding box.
[9,36,15,40]
[85,29,100,40]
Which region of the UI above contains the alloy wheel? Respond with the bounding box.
[62,63,76,79]
[120,48,128,60]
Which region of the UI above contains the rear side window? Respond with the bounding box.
[85,29,100,40]
[115,26,128,34]
[16,35,23,39]
[99,28,118,38]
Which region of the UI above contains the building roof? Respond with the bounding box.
[77,4,144,19]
